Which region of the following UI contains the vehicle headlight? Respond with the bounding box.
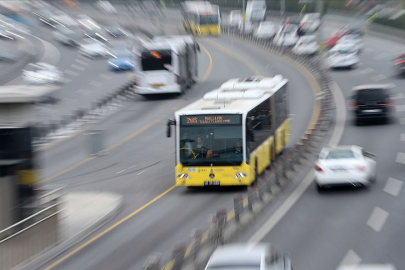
[177,173,189,179]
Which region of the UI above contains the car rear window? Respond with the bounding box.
[326,150,355,159]
[356,89,385,102]
[141,50,172,71]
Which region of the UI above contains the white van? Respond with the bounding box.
[134,39,197,96]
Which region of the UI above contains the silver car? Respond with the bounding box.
[205,243,293,270]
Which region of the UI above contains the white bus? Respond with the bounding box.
[246,0,266,24]
[166,76,290,187]
[134,37,199,96]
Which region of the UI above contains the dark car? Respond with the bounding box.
[394,53,405,76]
[350,85,394,125]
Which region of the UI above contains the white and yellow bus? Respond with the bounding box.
[167,76,290,187]
[181,1,221,36]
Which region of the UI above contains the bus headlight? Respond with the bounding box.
[234,172,247,179]
[177,173,189,179]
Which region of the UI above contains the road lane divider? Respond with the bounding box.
[148,28,340,270]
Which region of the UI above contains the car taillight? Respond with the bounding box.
[395,59,405,65]
[315,165,324,173]
[356,165,365,172]
[351,102,358,109]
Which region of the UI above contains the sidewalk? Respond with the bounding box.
[19,192,123,270]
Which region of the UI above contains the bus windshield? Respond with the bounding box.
[179,115,243,166]
[141,50,172,71]
[199,14,219,25]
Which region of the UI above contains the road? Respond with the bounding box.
[37,27,317,270]
[3,12,144,126]
[235,21,405,269]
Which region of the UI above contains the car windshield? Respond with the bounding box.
[356,89,385,102]
[301,37,316,44]
[326,150,355,159]
[141,49,172,71]
[259,25,274,32]
[330,48,356,55]
[179,115,243,166]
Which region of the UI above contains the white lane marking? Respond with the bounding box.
[401,134,405,141]
[64,70,80,76]
[89,80,103,87]
[359,67,374,75]
[337,250,362,268]
[116,165,137,174]
[71,64,86,71]
[99,74,112,80]
[384,178,403,196]
[371,74,387,82]
[137,170,145,175]
[395,152,405,164]
[374,52,389,60]
[400,118,405,125]
[391,93,404,100]
[75,59,89,66]
[366,207,389,232]
[248,82,346,244]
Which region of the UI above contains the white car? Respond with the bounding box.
[254,22,277,39]
[327,44,360,69]
[239,21,254,34]
[23,62,63,85]
[53,26,82,46]
[80,38,109,58]
[315,145,376,191]
[292,35,319,55]
[205,244,293,270]
[273,24,299,47]
[300,13,321,33]
[336,34,363,52]
[338,264,397,270]
[228,10,242,28]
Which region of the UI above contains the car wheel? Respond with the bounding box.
[355,118,362,126]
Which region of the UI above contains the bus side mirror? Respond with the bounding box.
[166,119,175,138]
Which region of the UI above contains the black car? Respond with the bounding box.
[350,85,394,125]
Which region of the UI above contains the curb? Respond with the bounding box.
[17,194,124,270]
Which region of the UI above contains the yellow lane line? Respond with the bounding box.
[162,259,175,270]
[200,43,213,82]
[202,38,261,76]
[44,186,176,270]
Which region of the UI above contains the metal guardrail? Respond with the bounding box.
[0,202,61,270]
[143,28,335,270]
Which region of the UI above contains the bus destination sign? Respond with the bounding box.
[181,115,241,125]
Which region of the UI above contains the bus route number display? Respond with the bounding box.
[181,115,241,125]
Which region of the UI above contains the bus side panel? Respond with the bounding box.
[257,140,270,175]
[284,119,290,146]
[275,126,283,155]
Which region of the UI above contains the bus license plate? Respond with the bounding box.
[204,181,220,186]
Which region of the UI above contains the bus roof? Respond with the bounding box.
[152,35,195,45]
[175,76,287,116]
[140,40,187,54]
[182,1,219,15]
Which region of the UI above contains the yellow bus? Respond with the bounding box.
[181,1,221,36]
[166,76,290,187]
